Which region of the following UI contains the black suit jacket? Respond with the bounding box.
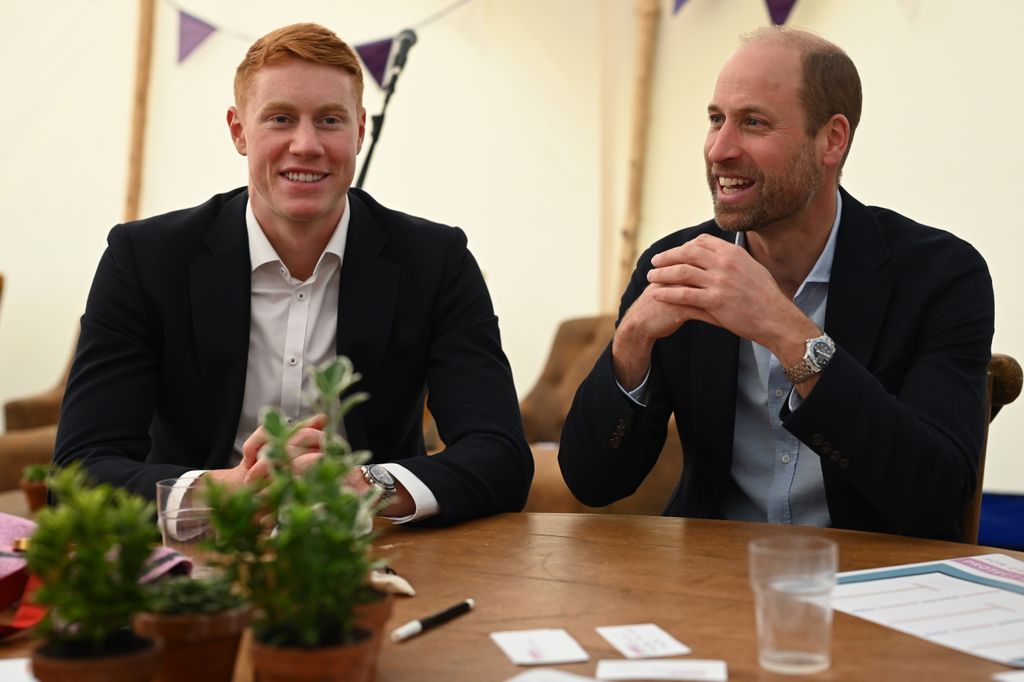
[559,188,994,540]
[55,187,533,525]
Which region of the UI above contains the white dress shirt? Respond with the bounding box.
[173,197,438,523]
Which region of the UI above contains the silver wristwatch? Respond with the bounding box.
[783,333,836,384]
[360,464,397,503]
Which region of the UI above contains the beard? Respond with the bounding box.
[707,142,821,233]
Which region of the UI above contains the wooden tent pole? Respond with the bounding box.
[615,0,661,300]
[124,0,156,222]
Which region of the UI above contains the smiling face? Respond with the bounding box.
[703,41,827,233]
[228,58,365,239]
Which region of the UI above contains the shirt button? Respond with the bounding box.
[774,389,785,398]
[781,454,791,464]
[297,292,306,300]
[288,357,298,366]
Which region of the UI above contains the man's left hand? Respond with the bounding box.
[646,234,818,361]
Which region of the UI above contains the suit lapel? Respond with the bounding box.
[190,191,251,468]
[824,188,893,365]
[689,321,740,513]
[336,192,400,447]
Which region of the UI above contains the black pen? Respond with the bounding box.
[390,598,475,642]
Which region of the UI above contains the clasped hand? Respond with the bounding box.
[614,234,816,388]
[205,414,366,492]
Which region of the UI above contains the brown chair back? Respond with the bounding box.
[960,353,1023,543]
[520,315,616,443]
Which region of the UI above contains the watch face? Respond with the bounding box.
[368,464,395,488]
[811,338,835,366]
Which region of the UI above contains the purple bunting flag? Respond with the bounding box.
[765,0,798,25]
[178,11,217,63]
[355,37,394,89]
[673,0,689,14]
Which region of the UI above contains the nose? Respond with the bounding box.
[289,119,323,157]
[705,121,741,165]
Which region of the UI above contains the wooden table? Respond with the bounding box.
[370,514,1022,681]
[2,512,1021,680]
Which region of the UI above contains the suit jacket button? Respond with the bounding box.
[821,443,832,454]
[811,434,824,446]
[609,437,621,449]
[838,458,850,469]
[830,453,840,462]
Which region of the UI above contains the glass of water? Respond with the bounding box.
[156,478,216,579]
[749,535,838,675]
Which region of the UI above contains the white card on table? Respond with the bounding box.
[505,669,599,682]
[0,658,33,682]
[490,628,590,666]
[993,671,1024,682]
[596,623,691,659]
[595,658,728,681]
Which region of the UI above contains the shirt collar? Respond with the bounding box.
[245,196,351,276]
[734,189,842,287]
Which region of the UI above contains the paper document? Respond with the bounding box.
[834,553,1024,667]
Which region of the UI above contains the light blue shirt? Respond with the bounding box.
[623,191,842,527]
[718,191,842,526]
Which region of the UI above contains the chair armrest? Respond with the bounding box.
[4,385,64,431]
[0,424,57,491]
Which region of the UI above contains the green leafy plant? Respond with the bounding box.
[25,464,160,656]
[206,356,385,648]
[142,574,246,615]
[22,464,50,483]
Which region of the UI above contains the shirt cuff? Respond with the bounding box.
[378,462,439,524]
[787,386,804,411]
[616,368,652,407]
[162,470,207,540]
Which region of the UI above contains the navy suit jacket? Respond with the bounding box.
[559,188,994,540]
[55,187,533,525]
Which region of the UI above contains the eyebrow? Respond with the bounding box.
[707,103,776,119]
[258,100,350,115]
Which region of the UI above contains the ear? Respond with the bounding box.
[227,106,247,156]
[819,113,850,170]
[355,107,366,155]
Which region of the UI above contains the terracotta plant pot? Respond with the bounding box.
[31,638,161,682]
[133,606,250,682]
[249,630,375,682]
[20,480,48,512]
[354,591,393,678]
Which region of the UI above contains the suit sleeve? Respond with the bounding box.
[54,226,194,498]
[557,249,674,507]
[783,241,994,537]
[393,228,534,525]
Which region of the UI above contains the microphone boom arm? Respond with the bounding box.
[356,30,417,189]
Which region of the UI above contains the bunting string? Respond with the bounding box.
[164,0,476,89]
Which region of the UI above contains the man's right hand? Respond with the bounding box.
[242,413,329,484]
[203,414,329,489]
[613,282,695,390]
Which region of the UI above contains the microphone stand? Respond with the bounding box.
[356,40,413,189]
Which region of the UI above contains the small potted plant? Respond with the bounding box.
[133,574,249,682]
[206,357,387,682]
[25,464,162,682]
[20,463,49,512]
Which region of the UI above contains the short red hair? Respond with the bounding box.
[234,23,364,110]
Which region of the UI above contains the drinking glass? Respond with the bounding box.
[749,535,838,675]
[156,478,216,578]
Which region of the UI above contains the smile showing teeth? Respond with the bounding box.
[718,176,753,195]
[718,176,752,188]
[284,172,324,182]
